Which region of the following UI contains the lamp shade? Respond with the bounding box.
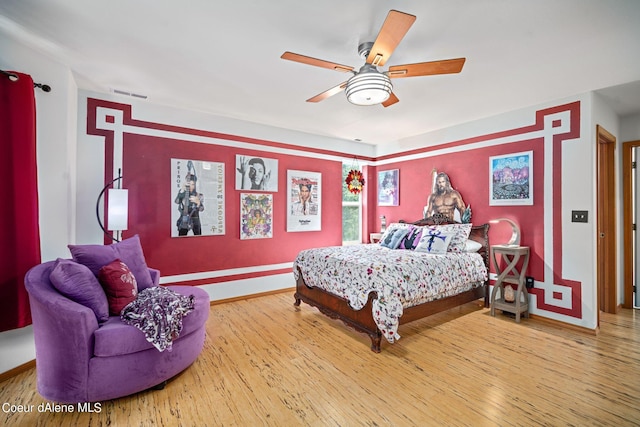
[345,70,392,106]
[489,218,521,246]
[107,188,128,231]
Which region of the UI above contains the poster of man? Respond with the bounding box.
[287,170,321,232]
[235,155,278,191]
[423,170,471,223]
[171,158,225,237]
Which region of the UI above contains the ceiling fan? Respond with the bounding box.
[281,10,466,107]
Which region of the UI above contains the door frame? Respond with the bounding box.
[596,125,617,315]
[622,140,640,308]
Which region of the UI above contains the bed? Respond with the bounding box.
[293,215,490,352]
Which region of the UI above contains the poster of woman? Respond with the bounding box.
[171,158,225,237]
[240,193,273,239]
[378,169,399,206]
[287,170,321,232]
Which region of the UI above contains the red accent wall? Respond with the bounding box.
[370,137,544,280]
[87,98,584,320]
[87,99,343,280]
[368,101,583,319]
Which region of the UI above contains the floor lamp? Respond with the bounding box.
[96,168,128,242]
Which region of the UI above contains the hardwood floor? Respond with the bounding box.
[1,292,639,426]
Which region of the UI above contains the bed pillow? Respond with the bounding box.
[380,227,410,249]
[379,223,403,245]
[464,239,483,253]
[98,259,138,315]
[398,225,424,250]
[68,234,154,290]
[49,258,110,322]
[414,229,454,254]
[425,223,472,252]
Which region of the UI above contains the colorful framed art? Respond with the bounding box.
[489,151,533,206]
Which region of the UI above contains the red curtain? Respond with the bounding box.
[0,71,41,332]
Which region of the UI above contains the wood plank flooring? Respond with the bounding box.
[1,292,639,426]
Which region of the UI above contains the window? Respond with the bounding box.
[342,163,362,244]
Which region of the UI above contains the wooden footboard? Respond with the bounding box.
[293,222,490,353]
[294,270,382,352]
[294,269,486,353]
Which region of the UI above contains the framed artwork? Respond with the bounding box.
[235,155,278,191]
[489,151,533,206]
[240,193,273,239]
[171,158,225,237]
[378,169,399,206]
[287,170,321,232]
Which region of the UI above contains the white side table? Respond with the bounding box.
[369,233,382,244]
[490,245,530,322]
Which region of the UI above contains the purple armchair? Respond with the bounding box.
[24,260,209,403]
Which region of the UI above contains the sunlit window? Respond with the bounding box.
[342,163,362,244]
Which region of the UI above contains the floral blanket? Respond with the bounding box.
[121,287,195,352]
[293,244,487,344]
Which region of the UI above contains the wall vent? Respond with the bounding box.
[111,88,148,100]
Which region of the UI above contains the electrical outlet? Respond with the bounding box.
[525,276,535,288]
[571,210,588,223]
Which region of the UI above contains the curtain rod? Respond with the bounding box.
[1,69,51,92]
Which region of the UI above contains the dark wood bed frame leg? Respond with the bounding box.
[369,332,382,353]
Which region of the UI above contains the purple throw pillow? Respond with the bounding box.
[398,226,424,250]
[49,258,109,322]
[68,234,154,290]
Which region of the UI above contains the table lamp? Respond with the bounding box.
[489,218,521,247]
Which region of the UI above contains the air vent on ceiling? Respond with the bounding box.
[111,88,148,100]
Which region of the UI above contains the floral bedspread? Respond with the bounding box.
[121,287,195,352]
[293,244,487,343]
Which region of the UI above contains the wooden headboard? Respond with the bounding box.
[409,214,490,285]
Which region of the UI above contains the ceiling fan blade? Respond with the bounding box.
[306,81,348,103]
[281,52,354,73]
[382,92,399,108]
[366,10,416,67]
[388,58,466,78]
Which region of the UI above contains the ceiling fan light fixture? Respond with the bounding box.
[345,71,392,106]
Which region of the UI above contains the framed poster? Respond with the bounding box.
[287,170,321,232]
[240,193,273,239]
[489,151,533,206]
[235,155,278,191]
[171,158,225,237]
[378,169,399,206]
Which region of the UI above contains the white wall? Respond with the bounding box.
[620,112,640,142]
[0,32,77,373]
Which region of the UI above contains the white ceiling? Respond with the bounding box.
[1,0,640,146]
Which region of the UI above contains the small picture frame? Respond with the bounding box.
[240,193,273,239]
[489,151,533,206]
[378,169,399,206]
